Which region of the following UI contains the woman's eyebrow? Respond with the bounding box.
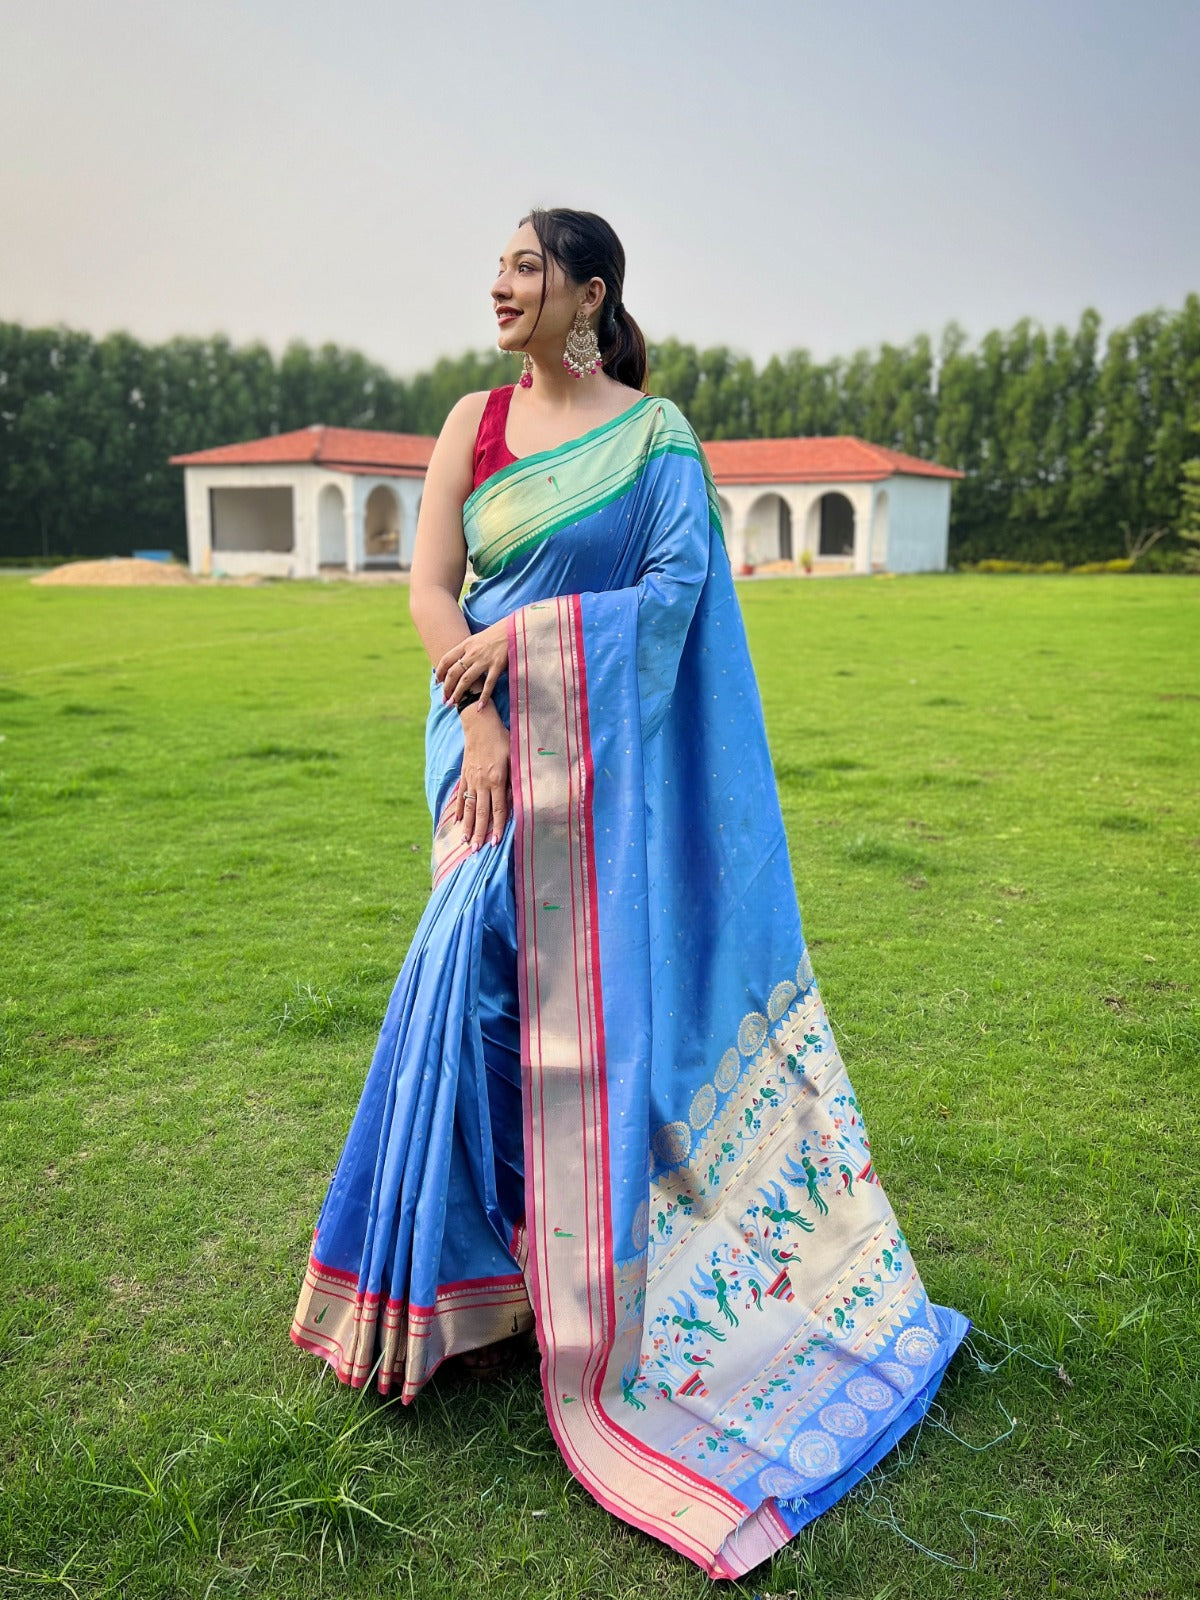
[498,249,544,265]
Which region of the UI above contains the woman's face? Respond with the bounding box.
[492,221,600,353]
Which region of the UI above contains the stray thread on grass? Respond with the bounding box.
[845,1402,1018,1570]
[963,1326,1063,1376]
[854,1481,1016,1572]
[926,1396,1020,1452]
[823,1329,1045,1571]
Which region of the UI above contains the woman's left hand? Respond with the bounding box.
[435,620,509,712]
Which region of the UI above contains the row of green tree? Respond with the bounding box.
[1,295,1198,565]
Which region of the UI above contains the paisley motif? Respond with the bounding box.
[795,948,815,992]
[630,1199,649,1253]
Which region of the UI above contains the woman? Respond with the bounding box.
[290,207,970,1579]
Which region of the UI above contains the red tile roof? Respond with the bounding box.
[168,424,433,475]
[169,422,961,485]
[701,436,963,484]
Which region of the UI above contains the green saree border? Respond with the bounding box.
[462,392,660,519]
[465,396,721,580]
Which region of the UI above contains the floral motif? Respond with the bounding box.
[649,952,828,1187]
[629,1290,727,1407]
[612,1253,646,1340]
[647,1001,851,1265]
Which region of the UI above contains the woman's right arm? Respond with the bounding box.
[408,391,489,667]
[408,392,511,852]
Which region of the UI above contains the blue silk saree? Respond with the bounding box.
[290,395,970,1578]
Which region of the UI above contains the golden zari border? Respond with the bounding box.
[508,594,785,1576]
[290,1251,533,1401]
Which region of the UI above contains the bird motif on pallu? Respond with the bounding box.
[780,1153,830,1216]
[705,1139,739,1189]
[668,1290,726,1343]
[641,1298,725,1403]
[691,1242,775,1320]
[756,1180,817,1235]
[739,1197,805,1272]
[828,1274,884,1335]
[746,1375,790,1415]
[873,1231,908,1281]
[688,1263,740,1328]
[651,1188,697,1245]
[620,1357,647,1411]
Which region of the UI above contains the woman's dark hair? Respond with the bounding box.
[516,206,649,391]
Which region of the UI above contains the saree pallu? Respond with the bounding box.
[290,396,971,1578]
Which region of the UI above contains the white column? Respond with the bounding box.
[728,502,749,572]
[298,473,317,577]
[186,471,213,575]
[791,489,817,566]
[852,488,873,575]
[345,484,358,574]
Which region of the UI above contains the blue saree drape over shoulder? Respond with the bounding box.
[290,396,970,1578]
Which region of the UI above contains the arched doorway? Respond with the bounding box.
[745,493,794,566]
[364,485,401,560]
[716,495,733,540]
[817,492,855,558]
[318,483,346,566]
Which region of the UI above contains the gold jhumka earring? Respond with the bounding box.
[562,308,602,378]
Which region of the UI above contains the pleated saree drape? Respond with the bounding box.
[290,395,970,1578]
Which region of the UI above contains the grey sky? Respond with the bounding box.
[2,0,1197,377]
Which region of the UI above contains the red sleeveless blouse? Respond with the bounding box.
[471,384,519,490]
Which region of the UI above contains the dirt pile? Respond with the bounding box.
[30,558,196,587]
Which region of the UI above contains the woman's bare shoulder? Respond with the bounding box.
[439,388,493,437]
[426,390,495,492]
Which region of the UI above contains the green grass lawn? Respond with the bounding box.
[0,571,1196,1600]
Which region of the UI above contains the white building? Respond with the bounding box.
[171,424,961,579]
[704,436,963,576]
[170,425,431,579]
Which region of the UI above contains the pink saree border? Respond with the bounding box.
[507,594,792,1577]
[289,1235,530,1399]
